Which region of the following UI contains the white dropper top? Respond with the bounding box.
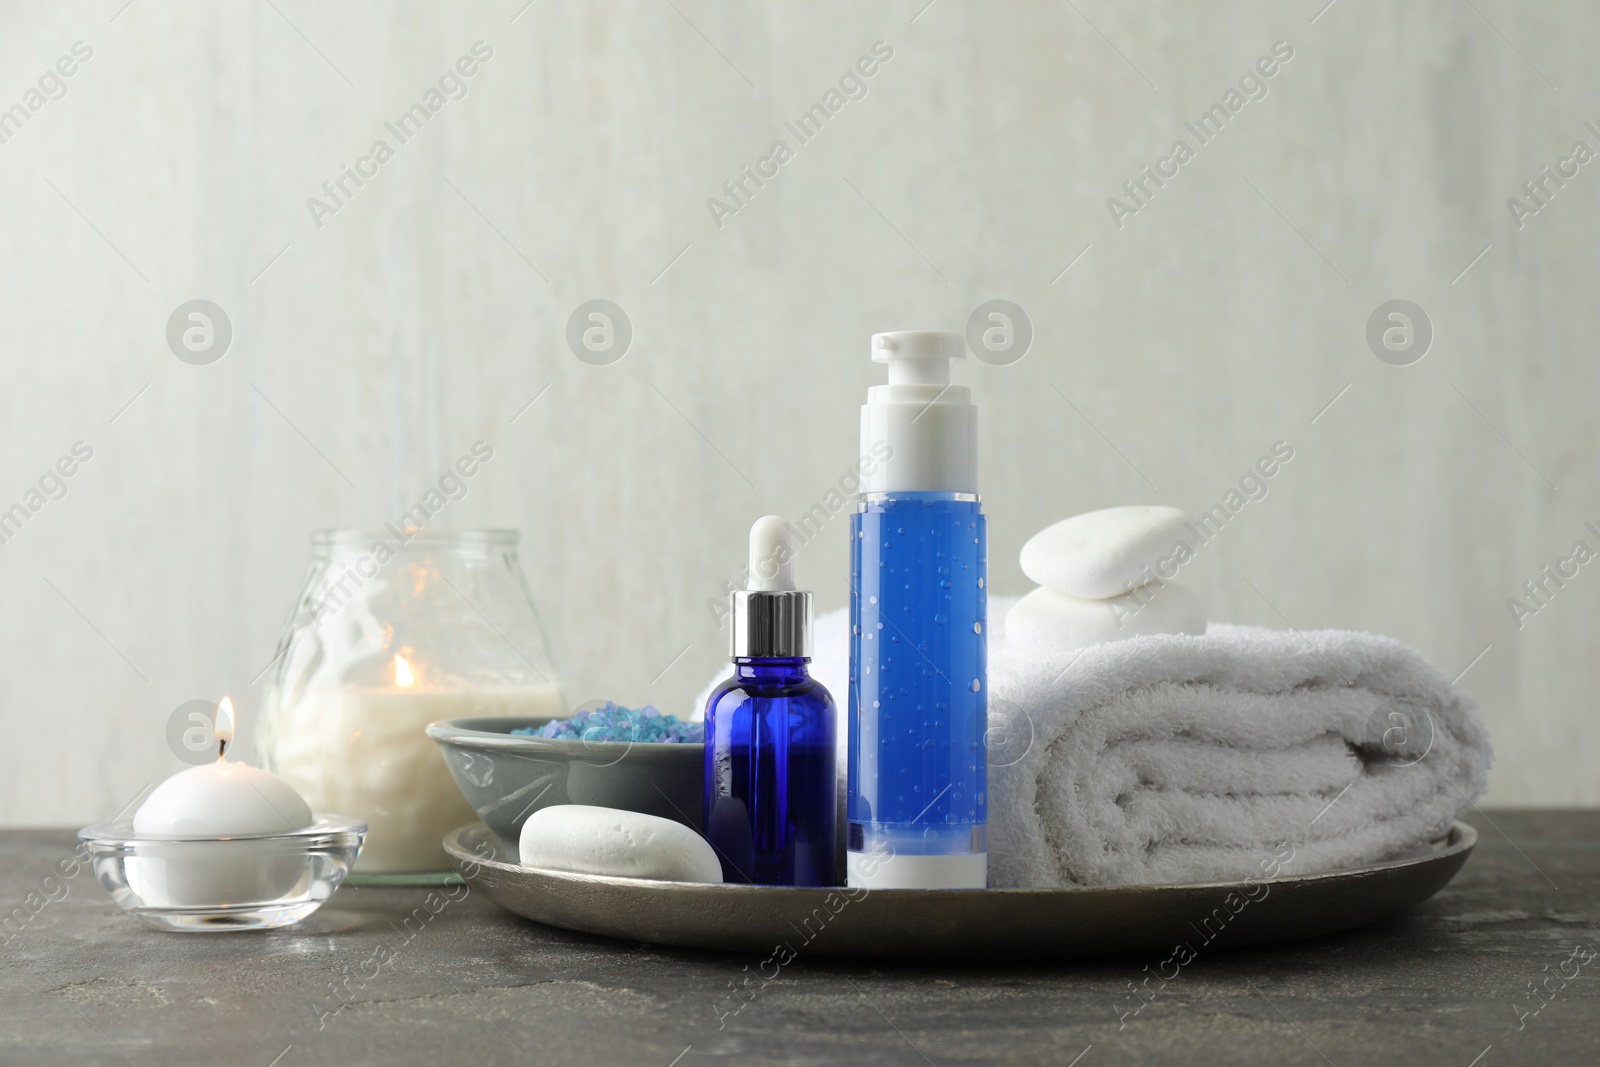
[747,515,795,591]
[731,515,810,657]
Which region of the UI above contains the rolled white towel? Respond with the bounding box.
[694,598,1493,888]
[984,612,1492,886]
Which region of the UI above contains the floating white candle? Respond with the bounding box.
[127,697,315,907]
[135,698,313,837]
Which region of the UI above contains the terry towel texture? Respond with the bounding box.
[697,598,1493,888]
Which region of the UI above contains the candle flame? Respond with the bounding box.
[394,653,416,688]
[216,696,235,760]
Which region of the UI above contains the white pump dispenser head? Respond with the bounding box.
[747,515,795,592]
[861,330,976,495]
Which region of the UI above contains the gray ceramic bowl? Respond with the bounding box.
[426,716,705,847]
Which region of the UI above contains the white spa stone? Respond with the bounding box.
[1020,506,1192,599]
[1004,581,1206,653]
[518,804,723,884]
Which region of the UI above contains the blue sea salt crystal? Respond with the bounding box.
[510,701,704,743]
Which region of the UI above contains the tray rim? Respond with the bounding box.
[444,819,1477,897]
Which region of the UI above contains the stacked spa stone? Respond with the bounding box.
[1004,505,1207,653]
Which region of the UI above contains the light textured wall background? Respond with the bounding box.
[1,0,1595,824]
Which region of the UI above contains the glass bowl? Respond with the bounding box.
[77,815,366,932]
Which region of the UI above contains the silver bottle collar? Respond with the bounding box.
[731,590,812,658]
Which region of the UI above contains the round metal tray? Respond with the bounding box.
[444,821,1476,959]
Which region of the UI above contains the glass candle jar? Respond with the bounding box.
[258,530,564,883]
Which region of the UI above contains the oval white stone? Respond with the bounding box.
[1020,506,1191,599]
[518,804,723,883]
[1003,581,1206,653]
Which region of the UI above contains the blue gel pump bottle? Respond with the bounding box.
[703,516,838,886]
[848,330,987,889]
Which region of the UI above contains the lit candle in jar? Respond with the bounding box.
[264,651,564,874]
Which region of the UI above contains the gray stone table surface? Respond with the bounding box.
[1,812,1596,1066]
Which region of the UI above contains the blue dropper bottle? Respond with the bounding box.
[848,330,987,890]
[703,516,838,886]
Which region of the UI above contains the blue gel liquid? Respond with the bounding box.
[848,493,987,861]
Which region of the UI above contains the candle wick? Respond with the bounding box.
[218,738,228,762]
